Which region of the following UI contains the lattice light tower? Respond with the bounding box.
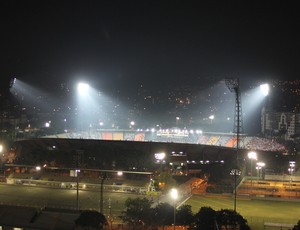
[225,78,243,136]
[225,78,243,212]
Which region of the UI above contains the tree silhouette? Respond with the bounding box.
[152,202,174,227]
[194,206,216,230]
[176,204,194,226]
[216,209,250,230]
[121,197,153,229]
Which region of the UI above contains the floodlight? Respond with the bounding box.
[256,162,265,167]
[77,82,90,96]
[260,84,269,96]
[154,152,166,160]
[248,151,257,160]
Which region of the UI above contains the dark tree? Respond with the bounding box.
[74,210,107,230]
[121,197,153,229]
[176,204,194,226]
[194,206,216,230]
[152,202,174,227]
[216,209,250,230]
[293,220,300,230]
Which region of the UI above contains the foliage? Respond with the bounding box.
[293,220,300,230]
[75,210,107,229]
[121,197,153,228]
[194,206,216,230]
[193,207,250,230]
[121,198,251,230]
[155,172,177,191]
[216,209,250,230]
[152,202,174,227]
[176,204,194,226]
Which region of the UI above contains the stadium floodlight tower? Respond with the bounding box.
[225,78,243,212]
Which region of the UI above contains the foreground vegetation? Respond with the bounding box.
[185,195,300,230]
[122,197,250,230]
[121,195,300,229]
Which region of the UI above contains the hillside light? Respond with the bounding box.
[130,121,135,129]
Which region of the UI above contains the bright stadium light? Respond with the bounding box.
[77,82,90,96]
[260,83,269,96]
[248,151,257,160]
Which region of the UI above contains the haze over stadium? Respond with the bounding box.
[0,1,300,229]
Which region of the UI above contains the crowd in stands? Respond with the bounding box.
[56,130,286,152]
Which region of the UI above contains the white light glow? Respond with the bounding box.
[260,84,269,96]
[256,162,265,167]
[248,151,257,160]
[170,188,178,200]
[77,82,90,96]
[154,152,166,160]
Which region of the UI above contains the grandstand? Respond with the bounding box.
[45,129,286,152]
[237,177,300,199]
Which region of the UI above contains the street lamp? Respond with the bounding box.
[289,161,296,183]
[99,173,108,213]
[248,151,257,191]
[256,162,265,179]
[170,188,178,230]
[248,151,257,176]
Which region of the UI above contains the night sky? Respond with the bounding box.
[1,1,300,93]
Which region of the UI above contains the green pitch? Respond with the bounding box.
[185,195,300,230]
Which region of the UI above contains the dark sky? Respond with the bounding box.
[1,1,300,93]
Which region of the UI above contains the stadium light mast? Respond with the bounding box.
[225,78,243,212]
